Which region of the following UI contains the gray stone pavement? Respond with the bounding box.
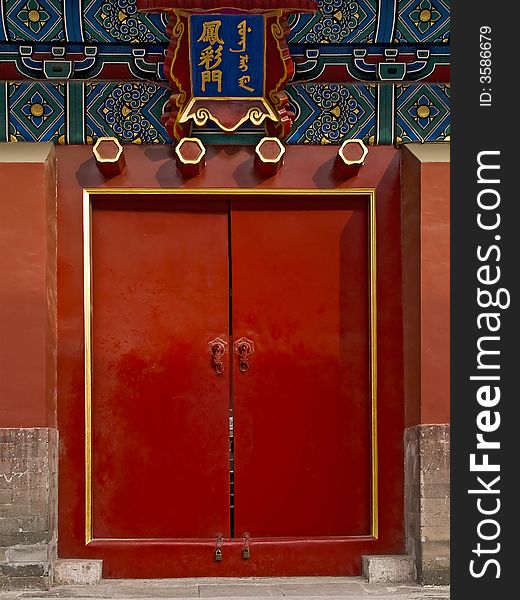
[0,578,449,600]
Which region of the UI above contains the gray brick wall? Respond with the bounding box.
[0,428,57,591]
[405,424,450,585]
[1,425,449,588]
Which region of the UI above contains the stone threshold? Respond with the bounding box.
[0,577,450,599]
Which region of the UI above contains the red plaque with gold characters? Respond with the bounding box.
[137,0,317,141]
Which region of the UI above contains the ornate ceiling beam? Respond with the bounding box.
[137,0,317,142]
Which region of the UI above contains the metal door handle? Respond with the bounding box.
[208,338,227,375]
[234,338,255,373]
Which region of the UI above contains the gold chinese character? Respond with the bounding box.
[197,20,224,46]
[230,19,252,53]
[238,75,254,93]
[238,55,249,72]
[201,69,223,93]
[199,45,223,70]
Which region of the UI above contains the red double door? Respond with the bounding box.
[65,190,400,577]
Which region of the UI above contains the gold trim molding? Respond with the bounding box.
[83,187,378,543]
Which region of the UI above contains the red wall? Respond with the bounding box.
[0,144,56,427]
[402,145,450,427]
[0,141,449,432]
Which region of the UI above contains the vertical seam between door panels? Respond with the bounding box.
[228,198,235,539]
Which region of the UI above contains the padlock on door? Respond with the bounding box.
[242,532,251,559]
[214,534,224,562]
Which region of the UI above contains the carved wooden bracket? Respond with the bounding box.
[92,137,126,177]
[255,137,285,177]
[137,0,317,142]
[333,139,369,180]
[174,137,206,178]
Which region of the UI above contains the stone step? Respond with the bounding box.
[52,561,103,586]
[362,555,417,584]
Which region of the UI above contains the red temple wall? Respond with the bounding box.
[0,144,56,428]
[402,144,450,427]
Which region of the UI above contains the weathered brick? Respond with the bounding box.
[26,501,51,517]
[421,497,450,529]
[404,424,450,586]
[0,531,51,546]
[420,463,449,485]
[0,430,49,445]
[0,574,50,590]
[405,484,420,513]
[420,446,450,484]
[0,504,20,518]
[0,518,21,535]
[0,505,49,545]
[0,458,49,477]
[0,516,50,536]
[422,540,450,559]
[0,489,13,505]
[404,428,420,473]
[13,482,50,502]
[421,524,450,543]
[7,545,48,563]
[9,495,49,519]
[0,428,57,590]
[2,442,50,459]
[421,544,450,587]
[22,517,49,533]
[422,482,450,499]
[0,563,49,577]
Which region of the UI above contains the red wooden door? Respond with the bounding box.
[232,195,372,538]
[59,186,403,577]
[89,195,230,540]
